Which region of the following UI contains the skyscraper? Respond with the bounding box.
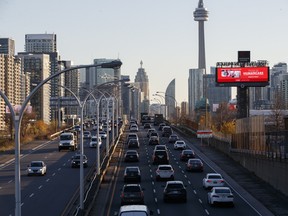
[165,79,176,120]
[194,0,209,70]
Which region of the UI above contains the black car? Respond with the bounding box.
[128,139,140,148]
[124,150,139,162]
[152,150,169,165]
[149,136,159,145]
[162,126,173,137]
[180,149,195,161]
[124,166,141,182]
[120,184,144,205]
[158,123,166,131]
[143,123,151,129]
[186,158,204,172]
[71,154,88,168]
[163,181,187,202]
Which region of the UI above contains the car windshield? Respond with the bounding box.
[31,162,42,167]
[215,188,231,193]
[120,212,148,216]
[159,166,172,171]
[60,135,73,140]
[91,137,98,141]
[183,150,192,154]
[209,175,221,179]
[124,186,141,192]
[167,184,183,189]
[126,151,137,155]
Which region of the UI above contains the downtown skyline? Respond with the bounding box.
[1,0,288,103]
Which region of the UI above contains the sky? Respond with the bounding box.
[1,0,288,103]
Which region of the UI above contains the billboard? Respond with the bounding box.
[216,66,269,87]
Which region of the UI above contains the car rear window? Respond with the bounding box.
[124,186,141,192]
[209,175,221,179]
[159,166,172,170]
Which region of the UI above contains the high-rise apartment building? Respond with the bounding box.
[0,38,15,56]
[0,38,21,130]
[18,53,51,123]
[25,33,60,120]
[188,68,204,117]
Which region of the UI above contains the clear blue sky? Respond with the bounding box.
[1,0,287,103]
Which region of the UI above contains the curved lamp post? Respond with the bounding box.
[0,60,122,216]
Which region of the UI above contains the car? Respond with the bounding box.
[203,173,225,189]
[71,154,88,168]
[118,205,153,216]
[120,184,144,205]
[127,133,139,144]
[74,125,81,131]
[99,131,107,139]
[27,161,47,176]
[147,129,156,138]
[158,123,166,131]
[83,131,91,139]
[154,145,168,152]
[186,158,203,172]
[130,124,139,132]
[207,187,234,206]
[168,134,179,143]
[174,140,187,150]
[143,123,151,129]
[124,150,140,162]
[149,136,159,145]
[163,181,187,202]
[155,164,174,181]
[152,150,169,165]
[128,138,140,148]
[124,166,141,182]
[89,136,102,148]
[180,149,195,161]
[162,126,173,137]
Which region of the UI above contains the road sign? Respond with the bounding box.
[197,130,213,138]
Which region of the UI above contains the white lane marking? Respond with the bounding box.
[8,180,13,183]
[29,193,34,198]
[154,197,158,203]
[46,179,50,182]
[63,163,66,166]
[150,175,153,178]
[181,170,185,174]
[184,174,187,178]
[152,181,155,185]
[205,209,210,215]
[21,203,24,207]
[199,198,202,204]
[38,185,43,189]
[193,190,197,194]
[52,173,56,176]
[157,209,161,215]
[58,168,61,171]
[188,180,191,185]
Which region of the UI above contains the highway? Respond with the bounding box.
[0,128,110,216]
[104,124,273,216]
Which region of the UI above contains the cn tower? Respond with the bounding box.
[194,0,209,70]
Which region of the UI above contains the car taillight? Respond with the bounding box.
[207,180,212,182]
[120,192,124,198]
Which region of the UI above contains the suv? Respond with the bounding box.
[163,181,187,203]
[124,166,141,182]
[149,136,159,145]
[71,154,88,168]
[120,184,144,205]
[152,150,169,165]
[162,126,173,137]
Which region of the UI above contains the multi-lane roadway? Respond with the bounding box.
[0,128,109,216]
[103,124,274,216]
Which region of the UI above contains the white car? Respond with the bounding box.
[27,161,47,176]
[89,136,102,148]
[207,187,234,206]
[155,164,174,181]
[174,140,186,150]
[203,173,225,189]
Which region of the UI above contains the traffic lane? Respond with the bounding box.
[145,139,208,216]
[108,136,158,215]
[166,135,264,216]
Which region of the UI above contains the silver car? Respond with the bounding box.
[155,164,174,181]
[27,161,47,176]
